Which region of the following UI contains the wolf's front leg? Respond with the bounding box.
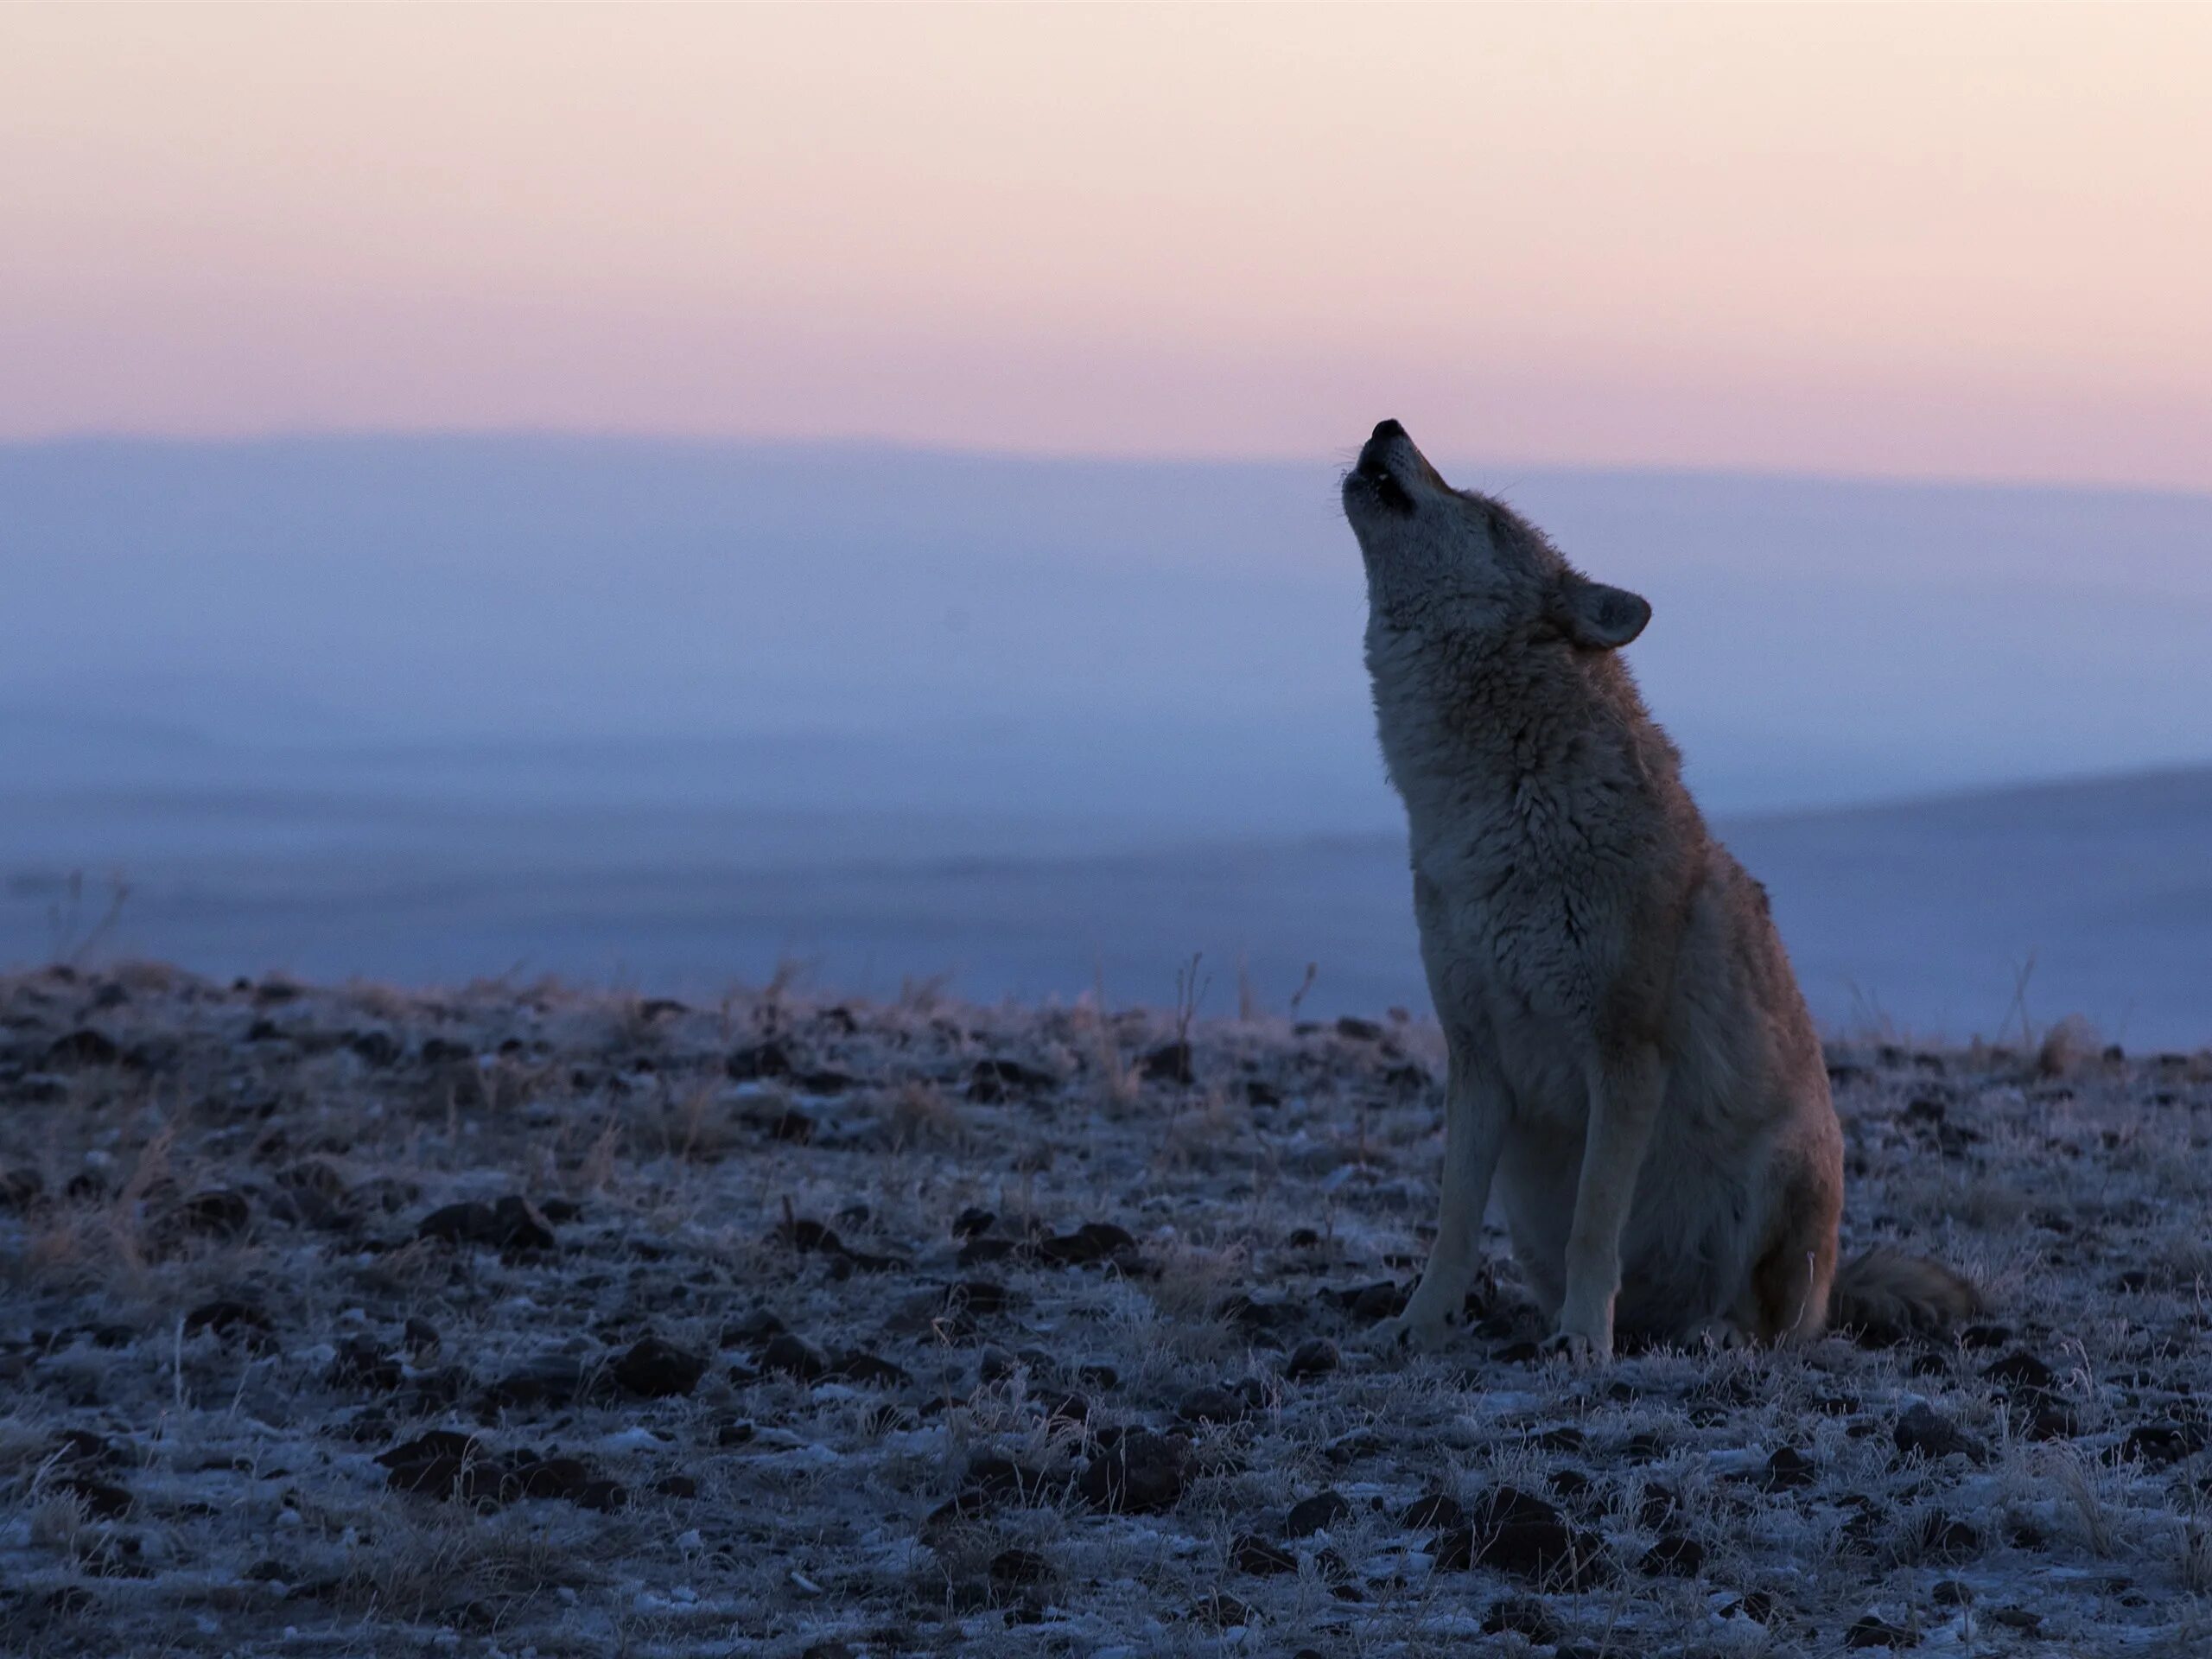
[1366,1049,1506,1354]
[1546,1044,1665,1361]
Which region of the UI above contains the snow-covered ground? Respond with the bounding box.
[3,966,2209,1655]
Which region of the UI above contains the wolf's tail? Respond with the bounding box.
[1829,1246,1980,1341]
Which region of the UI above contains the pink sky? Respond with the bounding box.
[3,4,2208,487]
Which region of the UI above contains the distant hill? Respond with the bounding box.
[6,435,2212,828]
[3,758,2206,1048]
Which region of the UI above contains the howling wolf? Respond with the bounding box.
[1342,419,1976,1358]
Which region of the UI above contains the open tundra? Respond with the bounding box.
[1343,420,1974,1360]
[2,964,2210,1656]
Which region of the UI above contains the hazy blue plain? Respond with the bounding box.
[4,439,2208,1043]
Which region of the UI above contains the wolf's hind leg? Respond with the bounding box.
[1751,1167,1841,1343]
[1365,1045,1506,1354]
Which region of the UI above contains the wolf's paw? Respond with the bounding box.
[1540,1324,1612,1364]
[1361,1308,1458,1357]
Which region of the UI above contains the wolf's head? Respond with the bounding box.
[1341,420,1649,653]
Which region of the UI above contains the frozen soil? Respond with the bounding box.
[3,963,2211,1657]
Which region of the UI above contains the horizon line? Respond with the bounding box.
[7,423,2212,505]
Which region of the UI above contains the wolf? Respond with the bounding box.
[1342,419,1975,1358]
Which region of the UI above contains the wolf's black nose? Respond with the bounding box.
[1371,419,1406,444]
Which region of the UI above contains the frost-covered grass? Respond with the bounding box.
[2,962,2209,1656]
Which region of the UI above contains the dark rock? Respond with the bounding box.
[782,1217,843,1255]
[55,1478,132,1520]
[0,1167,44,1210]
[951,1206,996,1238]
[613,1336,707,1398]
[766,1110,816,1144]
[759,1333,830,1381]
[403,1316,441,1358]
[946,1454,1056,1516]
[1041,1391,1091,1427]
[1762,1446,1818,1490]
[491,1194,556,1250]
[728,1040,795,1081]
[1982,1350,2056,1390]
[1217,1292,1303,1336]
[348,1031,402,1067]
[1549,1468,1593,1500]
[1915,1514,1981,1560]
[1190,1593,1253,1627]
[1484,1596,1563,1644]
[1894,1402,1986,1464]
[1434,1487,1602,1587]
[1846,1613,1920,1649]
[480,1353,593,1412]
[2122,1421,2207,1465]
[417,1195,556,1251]
[1640,1534,1705,1577]
[168,1188,251,1239]
[1231,1533,1296,1575]
[270,1162,353,1230]
[1035,1220,1139,1267]
[947,1279,1011,1315]
[42,1029,123,1068]
[184,1299,276,1352]
[1177,1383,1256,1426]
[326,1338,404,1394]
[1077,1429,1188,1514]
[1341,1281,1408,1322]
[1140,1041,1194,1084]
[506,1455,593,1502]
[1729,1591,1778,1624]
[832,1351,911,1389]
[378,1431,501,1501]
[1286,1491,1353,1538]
[416,1201,495,1245]
[49,1429,121,1470]
[1284,1338,1340,1381]
[967,1058,1057,1102]
[1401,1491,1466,1531]
[989,1548,1052,1586]
[63,1169,107,1202]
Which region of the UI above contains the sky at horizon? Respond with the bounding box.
[5,4,2210,490]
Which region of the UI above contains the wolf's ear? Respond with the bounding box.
[1554,579,1650,650]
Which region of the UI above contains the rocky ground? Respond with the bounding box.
[2,963,2210,1657]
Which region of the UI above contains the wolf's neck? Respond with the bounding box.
[1370,632,1670,836]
